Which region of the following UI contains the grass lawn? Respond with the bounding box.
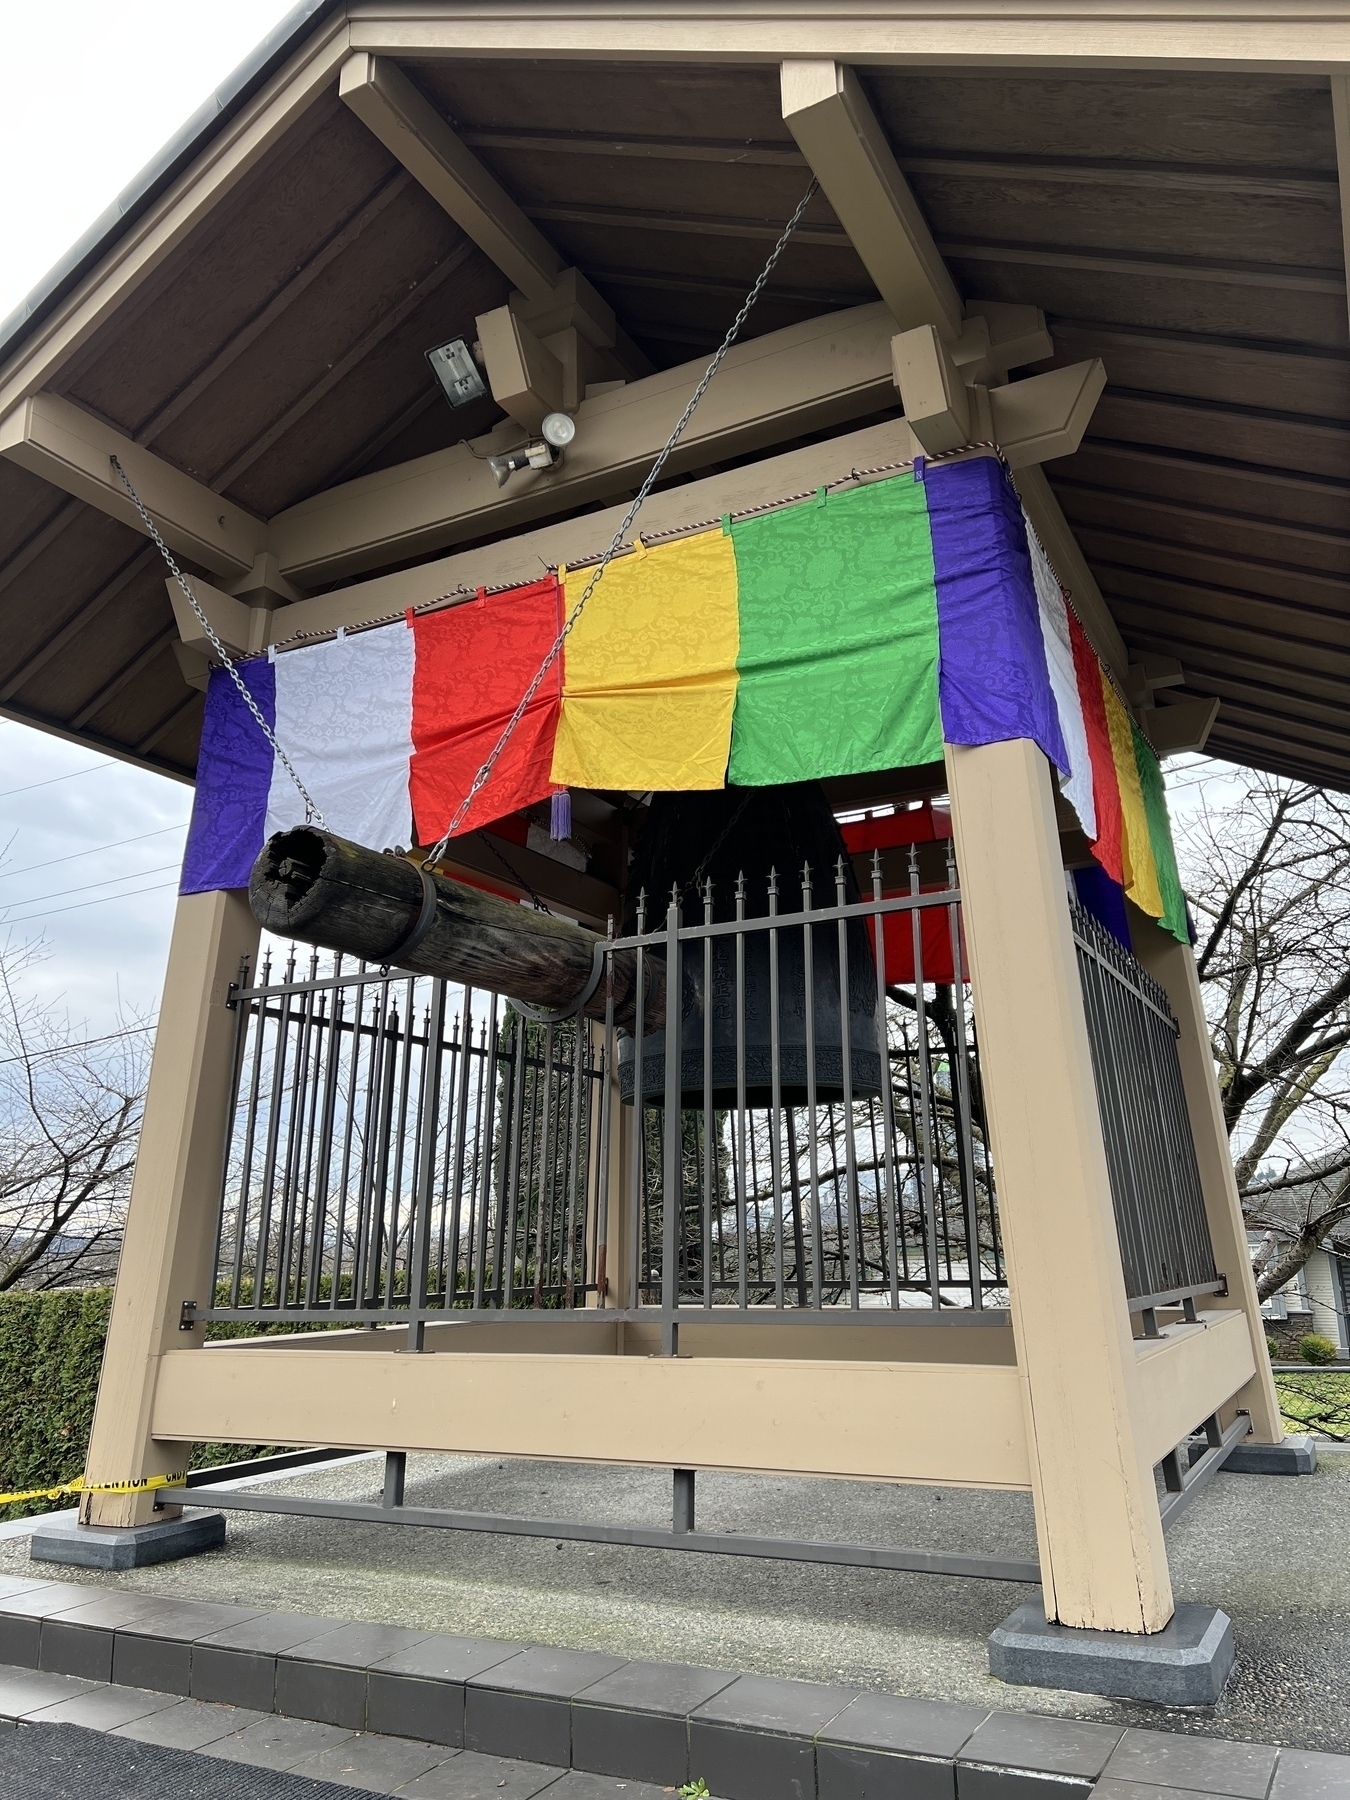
[1273,1369,1350,1441]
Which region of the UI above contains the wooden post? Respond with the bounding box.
[80,890,259,1527]
[946,738,1173,1633]
[1130,914,1284,1445]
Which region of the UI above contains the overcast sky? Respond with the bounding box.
[0,2,1247,1041]
[0,3,296,1033]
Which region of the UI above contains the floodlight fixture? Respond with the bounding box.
[487,440,559,488]
[425,336,488,407]
[541,411,576,449]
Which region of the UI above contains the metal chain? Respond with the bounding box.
[109,455,327,828]
[424,177,820,870]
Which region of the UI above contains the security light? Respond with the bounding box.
[425,336,488,407]
[541,411,577,449]
[487,440,558,487]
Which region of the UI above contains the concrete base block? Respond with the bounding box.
[988,1601,1235,1705]
[29,1508,226,1570]
[1223,1434,1318,1475]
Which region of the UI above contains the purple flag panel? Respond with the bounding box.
[922,457,1069,774]
[180,661,276,894]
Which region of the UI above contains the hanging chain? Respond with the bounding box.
[423,177,820,870]
[110,455,327,828]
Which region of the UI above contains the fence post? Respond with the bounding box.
[81,890,261,1527]
[945,738,1173,1633]
[1130,916,1284,1445]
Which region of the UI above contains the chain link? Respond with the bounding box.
[110,455,327,829]
[423,178,820,870]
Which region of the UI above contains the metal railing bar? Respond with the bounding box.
[155,1484,1040,1583]
[607,887,962,954]
[1157,1412,1251,1529]
[199,1303,1012,1327]
[1128,1278,1228,1314]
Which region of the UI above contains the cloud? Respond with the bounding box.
[0,721,191,1033]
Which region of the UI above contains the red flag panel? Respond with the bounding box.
[867,887,967,986]
[410,577,563,844]
[1067,610,1125,886]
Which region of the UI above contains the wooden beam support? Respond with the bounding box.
[0,394,266,580]
[266,302,903,585]
[349,11,1350,69]
[339,52,562,303]
[166,574,272,663]
[781,59,962,340]
[81,891,260,1525]
[990,359,1107,467]
[1333,75,1350,340]
[1139,695,1220,755]
[946,736,1173,1632]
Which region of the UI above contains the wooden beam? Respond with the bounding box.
[940,239,1346,297]
[339,52,563,303]
[266,302,904,585]
[350,10,1350,75]
[166,575,257,661]
[1332,75,1350,340]
[1138,695,1220,755]
[991,360,1107,467]
[264,417,922,642]
[781,59,962,340]
[0,393,266,580]
[152,1346,1030,1488]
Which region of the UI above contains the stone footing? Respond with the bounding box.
[987,1601,1236,1705]
[28,1509,226,1571]
[1223,1434,1318,1475]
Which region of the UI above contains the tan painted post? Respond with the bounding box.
[945,738,1173,1633]
[81,890,259,1527]
[1130,914,1284,1444]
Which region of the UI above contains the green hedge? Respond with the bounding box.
[0,1287,310,1523]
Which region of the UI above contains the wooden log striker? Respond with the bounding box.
[249,827,662,1027]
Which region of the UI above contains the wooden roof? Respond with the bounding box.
[0,18,1345,791]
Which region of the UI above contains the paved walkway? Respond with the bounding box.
[2,1451,1347,1751]
[0,1683,655,1798]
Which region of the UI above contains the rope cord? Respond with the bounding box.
[423,177,820,870]
[109,456,326,828]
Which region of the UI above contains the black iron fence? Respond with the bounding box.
[208,852,1005,1333]
[207,858,1220,1342]
[1071,898,1221,1329]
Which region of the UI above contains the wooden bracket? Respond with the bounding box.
[892,325,1105,468]
[1140,696,1220,755]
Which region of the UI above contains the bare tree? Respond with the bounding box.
[1174,769,1350,1299]
[0,941,148,1290]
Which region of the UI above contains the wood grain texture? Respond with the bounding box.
[250,828,664,1029]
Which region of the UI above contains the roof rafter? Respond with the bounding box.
[0,393,267,579]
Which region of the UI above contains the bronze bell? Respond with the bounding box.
[619,782,883,1106]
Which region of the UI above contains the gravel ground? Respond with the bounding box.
[3,1452,1347,1753]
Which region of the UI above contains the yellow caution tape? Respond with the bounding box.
[0,1472,187,1507]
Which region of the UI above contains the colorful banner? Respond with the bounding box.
[179,456,1189,943]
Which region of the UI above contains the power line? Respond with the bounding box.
[0,1023,156,1069]
[0,823,185,881]
[1,862,181,913]
[2,879,179,926]
[0,761,114,803]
